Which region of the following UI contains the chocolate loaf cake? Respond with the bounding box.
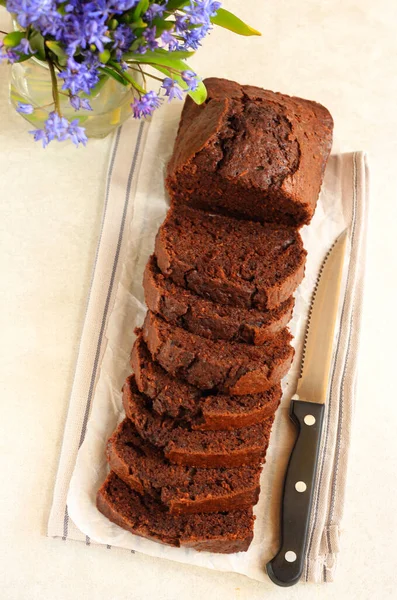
[123,376,274,467]
[97,472,255,553]
[141,311,294,395]
[96,76,327,553]
[155,205,306,310]
[166,77,333,227]
[131,337,282,429]
[144,256,295,344]
[108,419,262,514]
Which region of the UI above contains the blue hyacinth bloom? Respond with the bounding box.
[16,102,34,114]
[30,111,88,147]
[161,77,184,101]
[131,90,162,118]
[181,70,200,91]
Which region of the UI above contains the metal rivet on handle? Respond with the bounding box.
[295,481,307,492]
[285,551,297,563]
[304,414,316,426]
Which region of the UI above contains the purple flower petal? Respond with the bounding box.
[29,111,88,147]
[161,77,184,102]
[143,26,158,51]
[17,102,34,114]
[131,90,162,119]
[181,70,200,92]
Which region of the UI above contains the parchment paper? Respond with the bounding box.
[66,104,366,583]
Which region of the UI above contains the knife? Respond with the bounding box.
[266,230,348,587]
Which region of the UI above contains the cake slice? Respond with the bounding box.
[108,418,262,514]
[144,255,295,344]
[97,472,255,553]
[131,336,282,429]
[155,205,306,310]
[141,311,294,395]
[166,77,333,227]
[123,376,274,468]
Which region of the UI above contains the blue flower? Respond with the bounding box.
[181,70,200,92]
[135,44,147,55]
[8,0,221,146]
[36,9,64,39]
[145,2,168,21]
[112,24,135,52]
[43,111,70,142]
[0,41,18,64]
[67,118,88,146]
[6,0,55,29]
[176,0,221,50]
[175,14,188,35]
[143,26,158,51]
[39,5,111,54]
[184,0,221,23]
[131,90,162,118]
[81,14,110,52]
[59,56,100,95]
[81,0,111,19]
[108,0,139,13]
[14,37,36,56]
[161,77,184,101]
[180,21,211,50]
[60,10,110,54]
[160,29,178,51]
[69,96,93,111]
[29,111,88,147]
[16,102,34,114]
[30,128,50,148]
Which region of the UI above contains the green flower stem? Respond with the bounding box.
[129,66,163,82]
[136,63,146,86]
[108,62,146,94]
[46,53,61,116]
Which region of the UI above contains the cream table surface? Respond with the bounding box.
[1,1,396,599]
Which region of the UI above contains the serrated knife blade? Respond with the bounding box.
[267,230,348,587]
[296,229,348,405]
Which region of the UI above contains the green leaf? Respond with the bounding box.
[166,0,189,9]
[152,64,207,105]
[124,49,194,70]
[45,41,67,66]
[98,49,111,64]
[211,8,261,36]
[3,32,25,47]
[128,54,188,72]
[147,47,195,59]
[29,31,46,61]
[14,53,32,64]
[151,18,175,35]
[191,81,208,105]
[99,66,129,86]
[128,37,144,52]
[132,0,149,21]
[0,1,7,6]
[130,18,147,29]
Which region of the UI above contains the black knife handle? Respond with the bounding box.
[266,400,325,587]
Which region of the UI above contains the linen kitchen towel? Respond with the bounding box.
[48,105,369,584]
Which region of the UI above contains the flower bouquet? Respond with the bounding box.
[0,1,259,146]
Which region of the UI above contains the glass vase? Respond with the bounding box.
[9,58,135,138]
